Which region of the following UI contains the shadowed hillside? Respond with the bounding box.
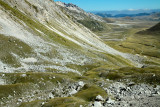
[138,22,160,34]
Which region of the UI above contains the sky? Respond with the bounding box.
[54,0,160,11]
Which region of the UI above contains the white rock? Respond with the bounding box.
[41,102,45,105]
[0,78,5,85]
[17,99,22,102]
[106,98,115,104]
[80,105,83,107]
[70,89,77,95]
[96,95,104,101]
[22,58,37,63]
[78,81,84,87]
[8,95,12,98]
[94,101,103,107]
[106,79,110,81]
[137,64,144,68]
[21,74,27,77]
[157,91,160,95]
[49,93,54,99]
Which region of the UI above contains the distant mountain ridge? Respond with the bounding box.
[91,9,160,18]
[96,13,151,18]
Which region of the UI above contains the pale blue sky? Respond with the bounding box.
[54,0,160,11]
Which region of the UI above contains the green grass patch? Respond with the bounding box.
[74,84,107,101]
[105,54,133,67]
[0,34,33,67]
[20,97,87,107]
[43,97,86,107]
[99,67,160,85]
[100,71,122,80]
[2,72,76,85]
[19,100,44,107]
[0,83,32,99]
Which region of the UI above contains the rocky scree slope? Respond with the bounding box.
[0,0,153,106]
[55,1,112,32]
[0,0,142,75]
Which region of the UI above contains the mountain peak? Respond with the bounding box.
[56,1,83,13]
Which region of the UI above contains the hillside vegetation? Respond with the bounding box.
[0,0,160,106]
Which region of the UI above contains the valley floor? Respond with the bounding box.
[92,19,160,107]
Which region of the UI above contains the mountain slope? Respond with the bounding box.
[55,1,112,32]
[0,0,153,106]
[138,22,160,34]
[55,1,105,22]
[147,22,160,33]
[0,0,141,74]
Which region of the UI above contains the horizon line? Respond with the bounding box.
[86,8,160,12]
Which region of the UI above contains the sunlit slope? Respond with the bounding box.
[0,0,160,106]
[0,0,138,106]
[0,1,139,105]
[0,0,139,74]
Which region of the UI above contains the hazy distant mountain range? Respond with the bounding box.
[91,9,160,18]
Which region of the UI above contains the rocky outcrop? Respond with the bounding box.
[103,82,160,107]
[55,1,105,22]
